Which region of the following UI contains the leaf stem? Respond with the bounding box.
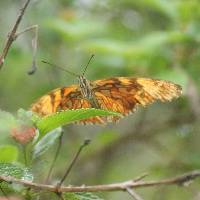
[45,131,64,183]
[57,139,91,188]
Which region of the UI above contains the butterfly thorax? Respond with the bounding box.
[78,75,94,99]
[78,75,100,108]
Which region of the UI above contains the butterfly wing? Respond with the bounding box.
[31,85,106,124]
[93,77,182,119]
[31,77,182,125]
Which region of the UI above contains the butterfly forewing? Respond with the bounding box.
[31,77,182,124]
[94,77,182,110]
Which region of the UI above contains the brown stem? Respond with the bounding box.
[45,131,64,184]
[27,25,38,75]
[14,24,39,75]
[57,139,91,188]
[0,0,32,69]
[0,170,199,193]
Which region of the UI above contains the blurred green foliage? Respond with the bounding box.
[0,145,18,163]
[0,0,200,199]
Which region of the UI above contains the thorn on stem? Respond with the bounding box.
[133,173,149,182]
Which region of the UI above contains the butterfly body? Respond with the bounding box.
[78,75,100,109]
[31,77,182,124]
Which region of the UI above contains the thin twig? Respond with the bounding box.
[15,25,37,38]
[15,25,38,75]
[126,187,144,200]
[57,139,91,188]
[0,0,32,69]
[0,170,199,193]
[45,131,64,184]
[125,172,148,200]
[133,173,149,182]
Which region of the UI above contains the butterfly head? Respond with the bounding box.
[42,55,95,100]
[78,75,93,99]
[77,54,95,99]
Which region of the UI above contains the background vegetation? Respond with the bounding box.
[0,0,200,199]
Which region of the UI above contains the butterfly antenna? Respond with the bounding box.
[82,54,95,76]
[41,60,78,77]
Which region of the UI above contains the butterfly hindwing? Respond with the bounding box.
[31,85,106,124]
[31,85,79,116]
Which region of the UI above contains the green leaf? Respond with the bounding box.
[0,163,33,193]
[35,108,121,135]
[32,127,62,159]
[0,145,18,162]
[0,163,33,181]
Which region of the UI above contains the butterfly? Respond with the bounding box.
[31,73,182,124]
[31,56,182,124]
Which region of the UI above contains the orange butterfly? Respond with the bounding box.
[31,78,182,125]
[31,58,182,124]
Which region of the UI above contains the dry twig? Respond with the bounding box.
[45,131,64,184]
[125,173,148,200]
[0,170,199,193]
[0,0,35,70]
[57,139,91,188]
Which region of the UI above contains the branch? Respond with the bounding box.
[0,170,199,193]
[57,139,91,188]
[45,131,64,184]
[0,0,31,69]
[15,25,38,75]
